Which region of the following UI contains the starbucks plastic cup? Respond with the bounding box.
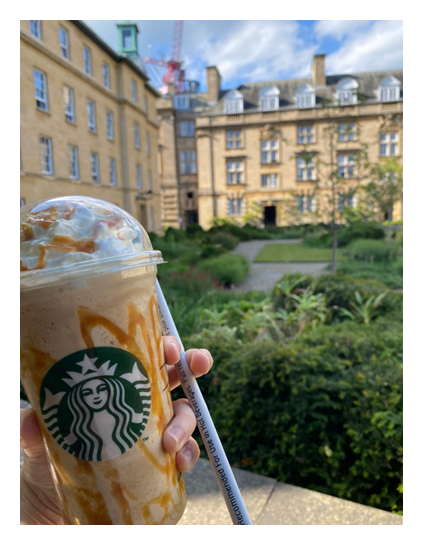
[20,196,186,525]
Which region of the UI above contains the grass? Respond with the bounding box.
[254,243,343,263]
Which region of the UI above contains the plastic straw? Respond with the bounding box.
[156,279,253,525]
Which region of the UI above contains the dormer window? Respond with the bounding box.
[295,84,315,109]
[336,77,358,105]
[174,95,190,110]
[259,86,280,111]
[378,75,401,102]
[225,90,244,114]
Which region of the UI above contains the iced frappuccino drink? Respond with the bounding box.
[20,196,186,525]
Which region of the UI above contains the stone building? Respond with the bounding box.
[20,20,163,233]
[158,56,403,230]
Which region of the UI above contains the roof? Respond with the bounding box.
[200,68,403,116]
[70,20,161,98]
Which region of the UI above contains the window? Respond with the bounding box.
[134,122,140,148]
[123,30,132,49]
[144,96,148,114]
[136,164,142,189]
[131,80,137,102]
[110,158,117,186]
[103,63,110,89]
[224,90,244,114]
[337,155,356,178]
[297,126,314,144]
[378,76,401,103]
[338,193,355,211]
[63,86,75,122]
[261,140,279,163]
[83,47,92,75]
[68,145,79,179]
[90,152,99,183]
[33,69,48,111]
[59,27,69,59]
[380,133,398,157]
[297,156,316,181]
[148,170,152,191]
[30,21,41,39]
[336,78,358,105]
[227,161,243,184]
[180,152,188,175]
[174,95,190,110]
[338,123,356,142]
[189,151,197,174]
[298,94,314,108]
[259,86,280,111]
[87,100,96,132]
[296,84,316,109]
[40,137,53,174]
[261,174,278,188]
[149,206,154,231]
[297,195,304,213]
[226,131,242,149]
[228,198,243,216]
[180,121,195,137]
[146,133,150,156]
[307,195,315,212]
[106,111,114,140]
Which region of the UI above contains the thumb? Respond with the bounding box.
[20,409,45,459]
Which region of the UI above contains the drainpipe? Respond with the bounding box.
[209,118,217,217]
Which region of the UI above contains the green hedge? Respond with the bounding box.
[210,232,240,250]
[345,239,401,263]
[199,254,250,286]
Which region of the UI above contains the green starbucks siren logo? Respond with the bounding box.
[40,347,151,462]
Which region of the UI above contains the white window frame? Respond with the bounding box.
[228,199,235,216]
[136,164,143,189]
[307,195,315,212]
[146,133,150,156]
[261,140,279,163]
[109,158,117,186]
[106,111,114,140]
[83,47,92,75]
[297,195,305,213]
[189,151,197,174]
[337,154,356,179]
[59,27,69,59]
[225,98,243,114]
[226,161,244,184]
[338,192,355,211]
[90,152,100,183]
[296,156,316,181]
[174,95,190,110]
[30,21,41,39]
[68,145,79,179]
[226,130,242,149]
[87,100,96,132]
[180,121,195,137]
[40,137,53,174]
[297,93,315,109]
[103,62,110,89]
[148,170,152,192]
[180,152,188,175]
[64,86,75,123]
[260,96,278,111]
[380,133,398,157]
[338,123,356,142]
[380,86,400,102]
[131,80,137,103]
[338,90,357,106]
[134,122,140,149]
[297,126,314,144]
[261,174,278,188]
[34,69,48,111]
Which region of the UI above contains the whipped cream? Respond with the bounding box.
[20,197,152,272]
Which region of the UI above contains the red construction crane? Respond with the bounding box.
[144,21,186,93]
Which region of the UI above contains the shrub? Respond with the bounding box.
[160,268,215,297]
[208,224,252,242]
[186,320,402,512]
[147,231,159,243]
[201,244,227,259]
[345,239,400,263]
[199,254,250,286]
[241,224,272,240]
[337,261,403,290]
[303,233,330,248]
[210,232,240,251]
[337,222,385,247]
[164,226,187,243]
[186,223,204,238]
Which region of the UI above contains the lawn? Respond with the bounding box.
[254,243,343,262]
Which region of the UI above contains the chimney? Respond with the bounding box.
[206,66,221,103]
[312,54,326,87]
[167,82,175,96]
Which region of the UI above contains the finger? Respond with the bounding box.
[162,336,181,366]
[162,399,196,454]
[175,437,200,473]
[20,409,45,459]
[168,348,213,391]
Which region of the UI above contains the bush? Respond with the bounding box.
[186,320,402,512]
[337,222,385,247]
[164,226,187,243]
[208,224,252,242]
[201,244,227,260]
[241,224,272,240]
[303,233,330,248]
[199,254,250,286]
[160,268,215,297]
[336,261,403,290]
[210,232,240,251]
[345,239,400,263]
[186,223,204,238]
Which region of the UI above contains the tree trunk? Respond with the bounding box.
[387,206,393,244]
[331,225,337,274]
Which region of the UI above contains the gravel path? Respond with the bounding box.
[232,239,330,292]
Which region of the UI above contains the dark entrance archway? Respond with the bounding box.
[264,206,276,226]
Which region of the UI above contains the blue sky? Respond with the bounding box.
[84,20,403,93]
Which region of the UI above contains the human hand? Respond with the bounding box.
[20,337,213,525]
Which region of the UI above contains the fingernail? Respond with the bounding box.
[167,426,184,447]
[200,349,212,365]
[182,445,194,466]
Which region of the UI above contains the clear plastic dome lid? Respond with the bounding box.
[20,196,163,290]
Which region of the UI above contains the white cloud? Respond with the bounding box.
[325,20,403,74]
[314,20,372,40]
